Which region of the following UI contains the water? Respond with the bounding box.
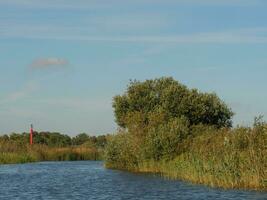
[0,161,266,200]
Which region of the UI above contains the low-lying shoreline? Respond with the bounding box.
[105,77,266,191]
[0,145,103,164]
[106,158,267,192]
[105,127,267,191]
[0,132,107,164]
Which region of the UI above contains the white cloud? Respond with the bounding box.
[30,58,69,69]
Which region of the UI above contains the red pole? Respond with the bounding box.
[30,124,33,145]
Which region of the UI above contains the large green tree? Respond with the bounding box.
[113,77,233,129]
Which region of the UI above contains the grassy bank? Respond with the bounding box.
[140,127,266,191]
[0,145,103,165]
[105,77,267,191]
[0,133,106,164]
[0,143,103,164]
[105,125,267,191]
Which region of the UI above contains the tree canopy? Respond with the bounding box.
[113,77,233,129]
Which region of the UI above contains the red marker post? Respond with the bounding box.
[30,124,33,145]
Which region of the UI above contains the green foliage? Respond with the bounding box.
[108,77,234,168]
[106,77,266,190]
[113,77,233,129]
[72,133,108,149]
[143,117,189,161]
[35,132,72,147]
[105,132,139,170]
[105,120,267,190]
[0,132,108,164]
[1,132,72,147]
[0,153,36,164]
[0,132,108,148]
[0,141,102,164]
[72,133,90,145]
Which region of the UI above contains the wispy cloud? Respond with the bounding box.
[0,81,39,104]
[30,58,69,69]
[0,13,170,38]
[89,14,171,32]
[0,0,262,9]
[1,0,267,45]
[20,30,267,44]
[0,107,42,118]
[174,0,261,6]
[2,18,267,44]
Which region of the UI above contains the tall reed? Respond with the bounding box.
[0,141,102,164]
[105,125,267,190]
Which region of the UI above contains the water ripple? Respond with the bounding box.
[0,161,266,200]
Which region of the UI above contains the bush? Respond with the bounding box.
[143,117,189,161]
[105,132,140,170]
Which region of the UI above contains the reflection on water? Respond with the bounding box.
[0,161,266,200]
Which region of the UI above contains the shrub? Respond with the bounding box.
[143,117,189,161]
[105,132,140,170]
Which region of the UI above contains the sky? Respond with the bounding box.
[1,0,267,136]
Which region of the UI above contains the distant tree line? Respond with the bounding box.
[0,132,108,148]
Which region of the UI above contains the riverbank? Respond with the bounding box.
[105,125,267,191]
[0,132,106,164]
[0,145,103,164]
[105,78,267,191]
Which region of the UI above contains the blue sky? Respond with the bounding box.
[1,0,267,135]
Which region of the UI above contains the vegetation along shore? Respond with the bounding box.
[0,132,107,164]
[105,77,267,191]
[0,77,266,191]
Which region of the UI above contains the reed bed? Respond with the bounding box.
[105,125,267,191]
[0,141,102,164]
